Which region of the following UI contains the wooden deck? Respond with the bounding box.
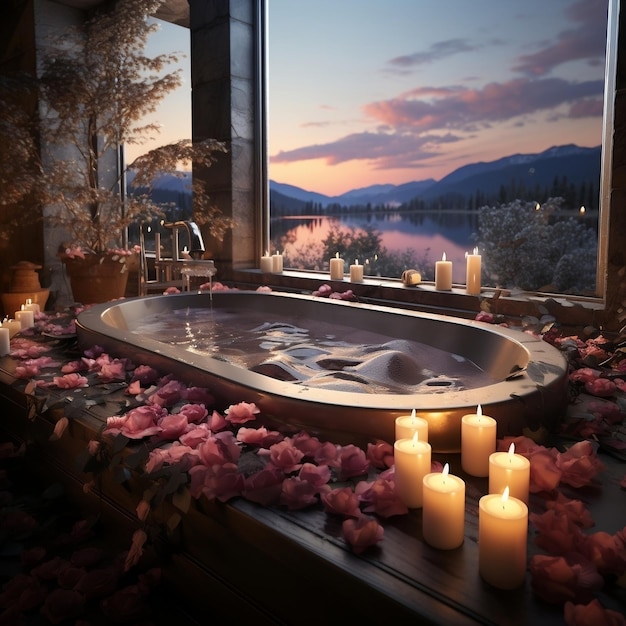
[0,334,624,625]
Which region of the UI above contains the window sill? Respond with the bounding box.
[231,268,606,330]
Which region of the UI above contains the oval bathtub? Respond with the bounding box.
[75,291,568,452]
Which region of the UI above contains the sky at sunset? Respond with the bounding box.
[268,0,609,196]
[129,0,610,198]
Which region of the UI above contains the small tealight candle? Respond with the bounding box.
[260,251,274,273]
[422,463,466,550]
[393,432,432,509]
[349,259,364,283]
[489,442,530,503]
[15,307,35,330]
[465,247,482,295]
[272,251,283,273]
[435,252,452,290]
[461,405,497,477]
[329,252,344,280]
[479,487,528,589]
[395,409,428,442]
[24,298,41,314]
[2,318,22,338]
[0,327,9,356]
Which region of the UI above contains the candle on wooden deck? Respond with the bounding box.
[461,404,497,477]
[2,318,22,338]
[435,252,452,290]
[395,408,428,442]
[329,252,344,280]
[393,432,431,509]
[489,442,530,503]
[15,307,34,330]
[0,327,9,356]
[24,298,40,314]
[422,463,466,549]
[479,487,528,589]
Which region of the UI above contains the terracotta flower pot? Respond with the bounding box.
[63,254,131,305]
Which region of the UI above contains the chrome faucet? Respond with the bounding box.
[162,220,205,260]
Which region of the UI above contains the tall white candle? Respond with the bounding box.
[422,463,466,550]
[260,251,274,273]
[466,247,482,295]
[395,408,428,442]
[272,252,283,273]
[479,487,528,589]
[393,433,432,509]
[0,327,9,356]
[329,252,344,280]
[489,443,530,503]
[349,259,363,282]
[435,252,452,290]
[461,405,497,477]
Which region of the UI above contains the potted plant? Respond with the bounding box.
[2,0,232,304]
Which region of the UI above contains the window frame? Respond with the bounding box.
[258,0,620,310]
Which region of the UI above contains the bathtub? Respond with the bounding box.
[75,291,568,452]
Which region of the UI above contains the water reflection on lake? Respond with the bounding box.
[271,211,479,283]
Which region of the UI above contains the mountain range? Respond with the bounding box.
[269,144,601,211]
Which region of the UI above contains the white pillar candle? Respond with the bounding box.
[422,463,466,550]
[24,298,41,314]
[272,252,283,273]
[395,408,428,442]
[260,251,274,273]
[435,252,452,290]
[461,405,497,477]
[465,248,482,295]
[393,433,432,508]
[329,252,344,280]
[479,488,528,589]
[2,319,22,338]
[15,308,35,330]
[349,259,363,282]
[0,327,9,356]
[489,443,530,503]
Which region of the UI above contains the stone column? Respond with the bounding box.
[189,0,259,278]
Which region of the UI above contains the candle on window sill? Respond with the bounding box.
[489,442,530,503]
[479,487,528,589]
[349,259,363,282]
[435,252,452,290]
[272,251,283,273]
[393,432,431,508]
[395,408,428,442]
[0,327,9,356]
[260,251,274,273]
[329,252,344,280]
[422,463,466,550]
[461,405,497,477]
[465,247,482,295]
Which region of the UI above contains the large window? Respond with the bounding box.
[267,0,616,297]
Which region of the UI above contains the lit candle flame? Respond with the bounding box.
[410,408,416,422]
[501,486,510,504]
[335,252,340,259]
[508,442,515,455]
[442,462,449,477]
[476,404,482,418]
[442,252,447,262]
[412,431,420,446]
[579,205,586,215]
